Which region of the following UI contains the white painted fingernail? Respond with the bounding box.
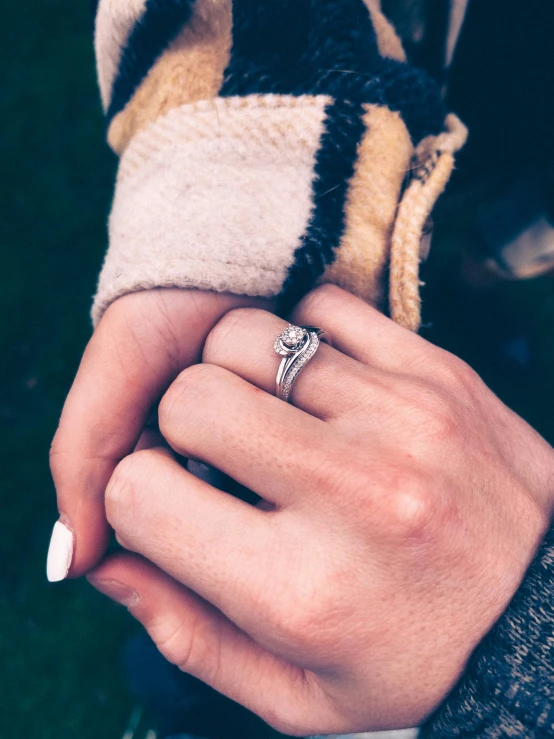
[46,521,74,582]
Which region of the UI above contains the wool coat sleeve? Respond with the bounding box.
[91,0,466,330]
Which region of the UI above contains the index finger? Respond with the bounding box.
[48,289,264,580]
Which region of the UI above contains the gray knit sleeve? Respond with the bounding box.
[421,526,554,738]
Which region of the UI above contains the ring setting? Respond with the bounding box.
[274,324,328,402]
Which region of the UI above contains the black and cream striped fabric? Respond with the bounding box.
[92,0,451,325]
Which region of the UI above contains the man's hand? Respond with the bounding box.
[48,288,269,579]
[88,285,554,735]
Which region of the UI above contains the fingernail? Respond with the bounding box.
[46,520,74,582]
[87,577,139,607]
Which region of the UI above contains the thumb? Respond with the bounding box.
[48,289,267,580]
[88,552,318,736]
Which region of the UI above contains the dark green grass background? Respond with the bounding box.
[1,1,554,737]
[1,2,132,736]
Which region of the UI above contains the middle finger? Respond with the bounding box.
[158,363,334,505]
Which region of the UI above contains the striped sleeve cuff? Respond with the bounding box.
[92,0,466,328]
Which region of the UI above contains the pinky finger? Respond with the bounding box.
[87,553,321,736]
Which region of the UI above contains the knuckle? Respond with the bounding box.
[158,363,221,434]
[295,283,343,320]
[275,608,315,647]
[438,352,479,394]
[49,430,66,481]
[377,469,440,541]
[151,611,215,679]
[105,450,158,523]
[261,578,336,652]
[100,292,182,372]
[203,307,263,363]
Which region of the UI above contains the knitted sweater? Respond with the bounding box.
[92,1,554,735]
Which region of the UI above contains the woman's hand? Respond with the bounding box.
[88,285,554,735]
[48,288,268,579]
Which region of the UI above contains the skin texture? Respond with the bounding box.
[49,288,270,576]
[79,285,554,735]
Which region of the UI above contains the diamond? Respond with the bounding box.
[281,325,307,348]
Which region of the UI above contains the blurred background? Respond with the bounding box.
[1,0,553,737]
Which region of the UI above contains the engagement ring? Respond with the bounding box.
[274,324,329,402]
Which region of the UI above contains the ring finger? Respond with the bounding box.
[202,307,376,420]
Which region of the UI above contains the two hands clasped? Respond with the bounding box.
[49,285,554,735]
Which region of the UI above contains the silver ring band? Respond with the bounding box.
[274,325,329,402]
